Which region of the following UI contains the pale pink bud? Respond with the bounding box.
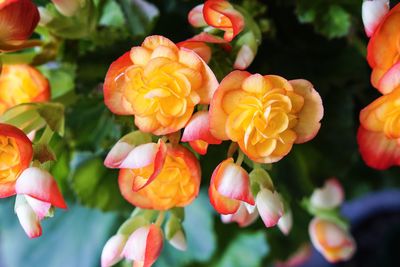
[101,234,128,267]
[362,0,390,37]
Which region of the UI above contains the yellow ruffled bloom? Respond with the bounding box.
[210,71,323,163]
[104,35,218,136]
[118,144,201,210]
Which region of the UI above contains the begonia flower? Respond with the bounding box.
[209,71,323,163]
[104,35,218,135]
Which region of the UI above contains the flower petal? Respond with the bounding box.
[101,234,127,267]
[14,194,42,239]
[213,158,255,205]
[290,79,324,144]
[209,70,251,140]
[182,111,222,145]
[104,141,135,169]
[309,217,356,263]
[310,178,344,210]
[357,125,400,170]
[103,52,135,115]
[256,189,284,228]
[188,4,207,27]
[362,0,390,37]
[378,62,400,94]
[15,167,67,209]
[123,224,163,267]
[25,195,52,220]
[234,45,256,70]
[277,209,293,236]
[169,230,187,251]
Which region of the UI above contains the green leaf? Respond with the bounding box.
[117,0,159,36]
[37,103,65,136]
[38,63,77,99]
[100,0,125,27]
[70,153,131,212]
[216,232,269,267]
[0,200,118,267]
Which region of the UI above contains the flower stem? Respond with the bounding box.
[236,149,245,166]
[155,211,166,227]
[39,125,54,144]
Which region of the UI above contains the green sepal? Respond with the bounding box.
[165,214,183,240]
[117,215,150,236]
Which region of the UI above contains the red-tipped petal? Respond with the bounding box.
[103,52,135,115]
[209,181,241,215]
[221,202,259,227]
[188,4,207,27]
[378,62,400,94]
[14,195,42,239]
[182,111,222,144]
[123,224,163,267]
[213,158,254,204]
[357,126,400,170]
[0,123,33,198]
[203,0,245,41]
[128,140,167,191]
[0,0,40,51]
[104,141,135,169]
[256,189,284,228]
[177,41,212,63]
[189,140,209,155]
[362,0,389,37]
[15,167,67,209]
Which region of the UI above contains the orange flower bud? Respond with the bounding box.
[189,1,245,42]
[104,35,218,136]
[309,218,356,263]
[118,144,201,210]
[367,3,400,92]
[0,64,50,115]
[0,0,40,52]
[0,123,33,198]
[358,84,400,169]
[210,71,323,163]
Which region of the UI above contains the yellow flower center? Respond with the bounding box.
[119,57,202,128]
[224,75,304,159]
[0,135,21,184]
[129,153,197,210]
[0,65,45,115]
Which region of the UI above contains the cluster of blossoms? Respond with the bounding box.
[359,0,400,169]
[0,0,68,238]
[99,0,328,265]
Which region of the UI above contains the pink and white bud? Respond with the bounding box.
[169,229,187,251]
[256,189,284,228]
[309,217,356,263]
[278,209,293,235]
[188,4,207,27]
[310,178,344,210]
[104,141,136,169]
[182,111,222,155]
[15,167,67,209]
[14,195,42,239]
[362,0,390,37]
[25,195,52,220]
[101,234,128,267]
[234,45,255,70]
[221,202,259,227]
[51,0,85,17]
[123,224,163,267]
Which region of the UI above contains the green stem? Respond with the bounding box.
[236,149,245,166]
[39,126,54,145]
[155,211,166,227]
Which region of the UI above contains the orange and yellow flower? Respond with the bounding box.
[0,0,40,52]
[367,3,400,93]
[188,0,244,42]
[209,71,323,163]
[0,123,33,198]
[0,64,50,115]
[104,35,218,136]
[358,80,400,169]
[118,144,201,210]
[309,218,356,263]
